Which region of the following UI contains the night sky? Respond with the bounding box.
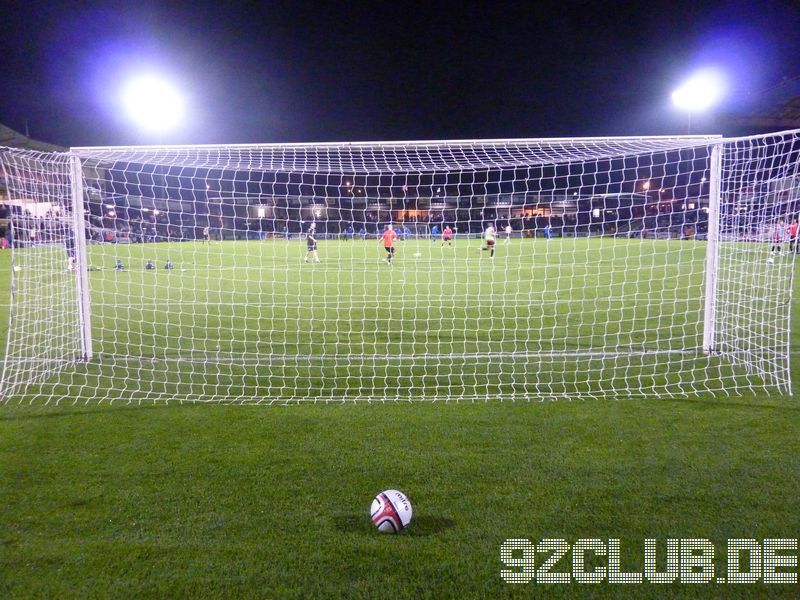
[0,0,798,147]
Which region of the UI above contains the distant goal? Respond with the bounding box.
[0,130,797,403]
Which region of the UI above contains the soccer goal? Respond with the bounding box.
[0,131,797,403]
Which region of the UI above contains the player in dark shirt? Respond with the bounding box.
[305,224,320,263]
[64,233,77,271]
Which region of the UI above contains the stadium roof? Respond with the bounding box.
[0,123,64,153]
[729,76,800,130]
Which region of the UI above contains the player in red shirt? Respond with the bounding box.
[441,225,453,247]
[381,224,397,264]
[787,217,798,255]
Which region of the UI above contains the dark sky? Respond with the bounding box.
[0,0,798,147]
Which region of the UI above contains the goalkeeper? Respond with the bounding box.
[441,225,453,246]
[381,224,397,264]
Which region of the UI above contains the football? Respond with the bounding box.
[370,489,413,533]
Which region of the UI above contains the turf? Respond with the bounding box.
[2,237,787,401]
[1,240,799,598]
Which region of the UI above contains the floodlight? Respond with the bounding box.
[671,70,726,112]
[123,76,184,133]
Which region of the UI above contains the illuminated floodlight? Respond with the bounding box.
[123,75,184,133]
[671,70,726,112]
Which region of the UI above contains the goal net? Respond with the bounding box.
[0,131,797,403]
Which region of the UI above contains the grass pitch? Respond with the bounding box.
[3,237,784,401]
[1,239,799,597]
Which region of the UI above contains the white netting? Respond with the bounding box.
[714,132,798,388]
[0,132,796,403]
[0,149,81,398]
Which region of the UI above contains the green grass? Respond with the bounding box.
[1,239,799,597]
[2,237,788,401]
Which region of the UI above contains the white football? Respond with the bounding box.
[370,489,413,533]
[413,252,422,258]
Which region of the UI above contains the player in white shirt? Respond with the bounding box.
[504,223,512,244]
[480,224,496,257]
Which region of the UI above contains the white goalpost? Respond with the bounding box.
[0,130,797,404]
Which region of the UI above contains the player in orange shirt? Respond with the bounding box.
[381,224,397,264]
[441,225,453,247]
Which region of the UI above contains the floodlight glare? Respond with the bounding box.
[671,70,726,112]
[123,76,184,133]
